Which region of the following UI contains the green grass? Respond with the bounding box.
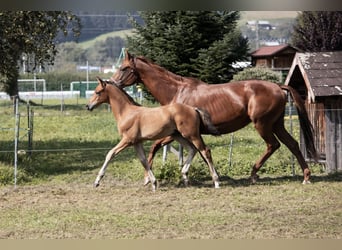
[0,98,340,239]
[0,98,326,186]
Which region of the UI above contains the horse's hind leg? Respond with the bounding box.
[251,122,281,183]
[188,136,220,188]
[273,120,311,184]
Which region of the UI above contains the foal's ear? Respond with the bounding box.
[96,76,106,88]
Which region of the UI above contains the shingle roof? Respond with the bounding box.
[250,44,291,57]
[285,51,342,102]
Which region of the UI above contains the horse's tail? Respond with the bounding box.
[195,108,220,136]
[281,85,318,161]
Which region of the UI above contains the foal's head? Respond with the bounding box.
[86,77,109,111]
[110,50,139,88]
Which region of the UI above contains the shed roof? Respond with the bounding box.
[285,51,342,102]
[250,44,296,57]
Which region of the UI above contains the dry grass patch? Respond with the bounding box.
[0,177,341,239]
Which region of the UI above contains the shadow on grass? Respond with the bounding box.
[168,172,342,189]
[0,139,137,178]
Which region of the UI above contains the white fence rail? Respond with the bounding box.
[0,91,81,100]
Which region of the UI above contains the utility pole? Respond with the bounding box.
[255,20,259,49]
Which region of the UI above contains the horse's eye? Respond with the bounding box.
[121,66,129,72]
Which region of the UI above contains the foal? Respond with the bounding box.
[86,77,220,190]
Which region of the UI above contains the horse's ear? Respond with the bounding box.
[125,49,131,60]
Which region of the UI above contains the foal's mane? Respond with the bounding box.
[107,81,141,106]
[136,56,207,86]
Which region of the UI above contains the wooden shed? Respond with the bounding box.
[285,51,342,173]
[251,44,299,82]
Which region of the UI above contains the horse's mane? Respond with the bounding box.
[136,56,208,86]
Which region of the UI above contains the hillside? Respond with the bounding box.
[78,29,134,49]
[240,11,299,21]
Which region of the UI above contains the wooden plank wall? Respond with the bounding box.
[324,99,342,173]
[304,102,326,161]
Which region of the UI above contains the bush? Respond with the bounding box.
[232,66,282,83]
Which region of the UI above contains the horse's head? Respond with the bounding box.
[110,50,139,88]
[86,77,109,111]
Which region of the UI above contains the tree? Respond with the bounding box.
[127,11,249,83]
[291,11,342,52]
[0,11,81,99]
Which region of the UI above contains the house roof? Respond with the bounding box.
[250,44,296,57]
[285,51,342,102]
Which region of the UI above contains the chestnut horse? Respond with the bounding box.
[111,50,318,184]
[86,77,220,190]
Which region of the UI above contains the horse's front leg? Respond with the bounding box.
[144,136,174,186]
[147,136,174,166]
[94,140,129,187]
[134,143,157,191]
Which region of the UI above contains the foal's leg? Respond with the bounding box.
[188,136,220,188]
[273,120,311,184]
[94,140,130,187]
[173,134,197,186]
[134,143,157,191]
[250,121,280,183]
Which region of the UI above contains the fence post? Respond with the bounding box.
[14,96,20,188]
[28,104,34,157]
[288,94,295,176]
[228,133,234,167]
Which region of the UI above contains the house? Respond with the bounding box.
[285,51,342,173]
[251,44,299,81]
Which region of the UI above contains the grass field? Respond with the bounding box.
[0,99,341,239]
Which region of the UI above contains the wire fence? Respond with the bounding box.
[1,96,341,187]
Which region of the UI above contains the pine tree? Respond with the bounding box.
[127,11,249,83]
[291,11,342,52]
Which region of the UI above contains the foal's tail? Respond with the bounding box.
[195,108,220,136]
[281,85,318,161]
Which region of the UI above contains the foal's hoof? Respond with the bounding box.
[143,177,151,186]
[94,182,100,188]
[302,180,311,185]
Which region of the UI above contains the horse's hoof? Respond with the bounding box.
[214,182,220,189]
[302,180,311,185]
[94,182,100,188]
[250,174,259,184]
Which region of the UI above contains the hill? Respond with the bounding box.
[78,29,134,49]
[240,11,299,20]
